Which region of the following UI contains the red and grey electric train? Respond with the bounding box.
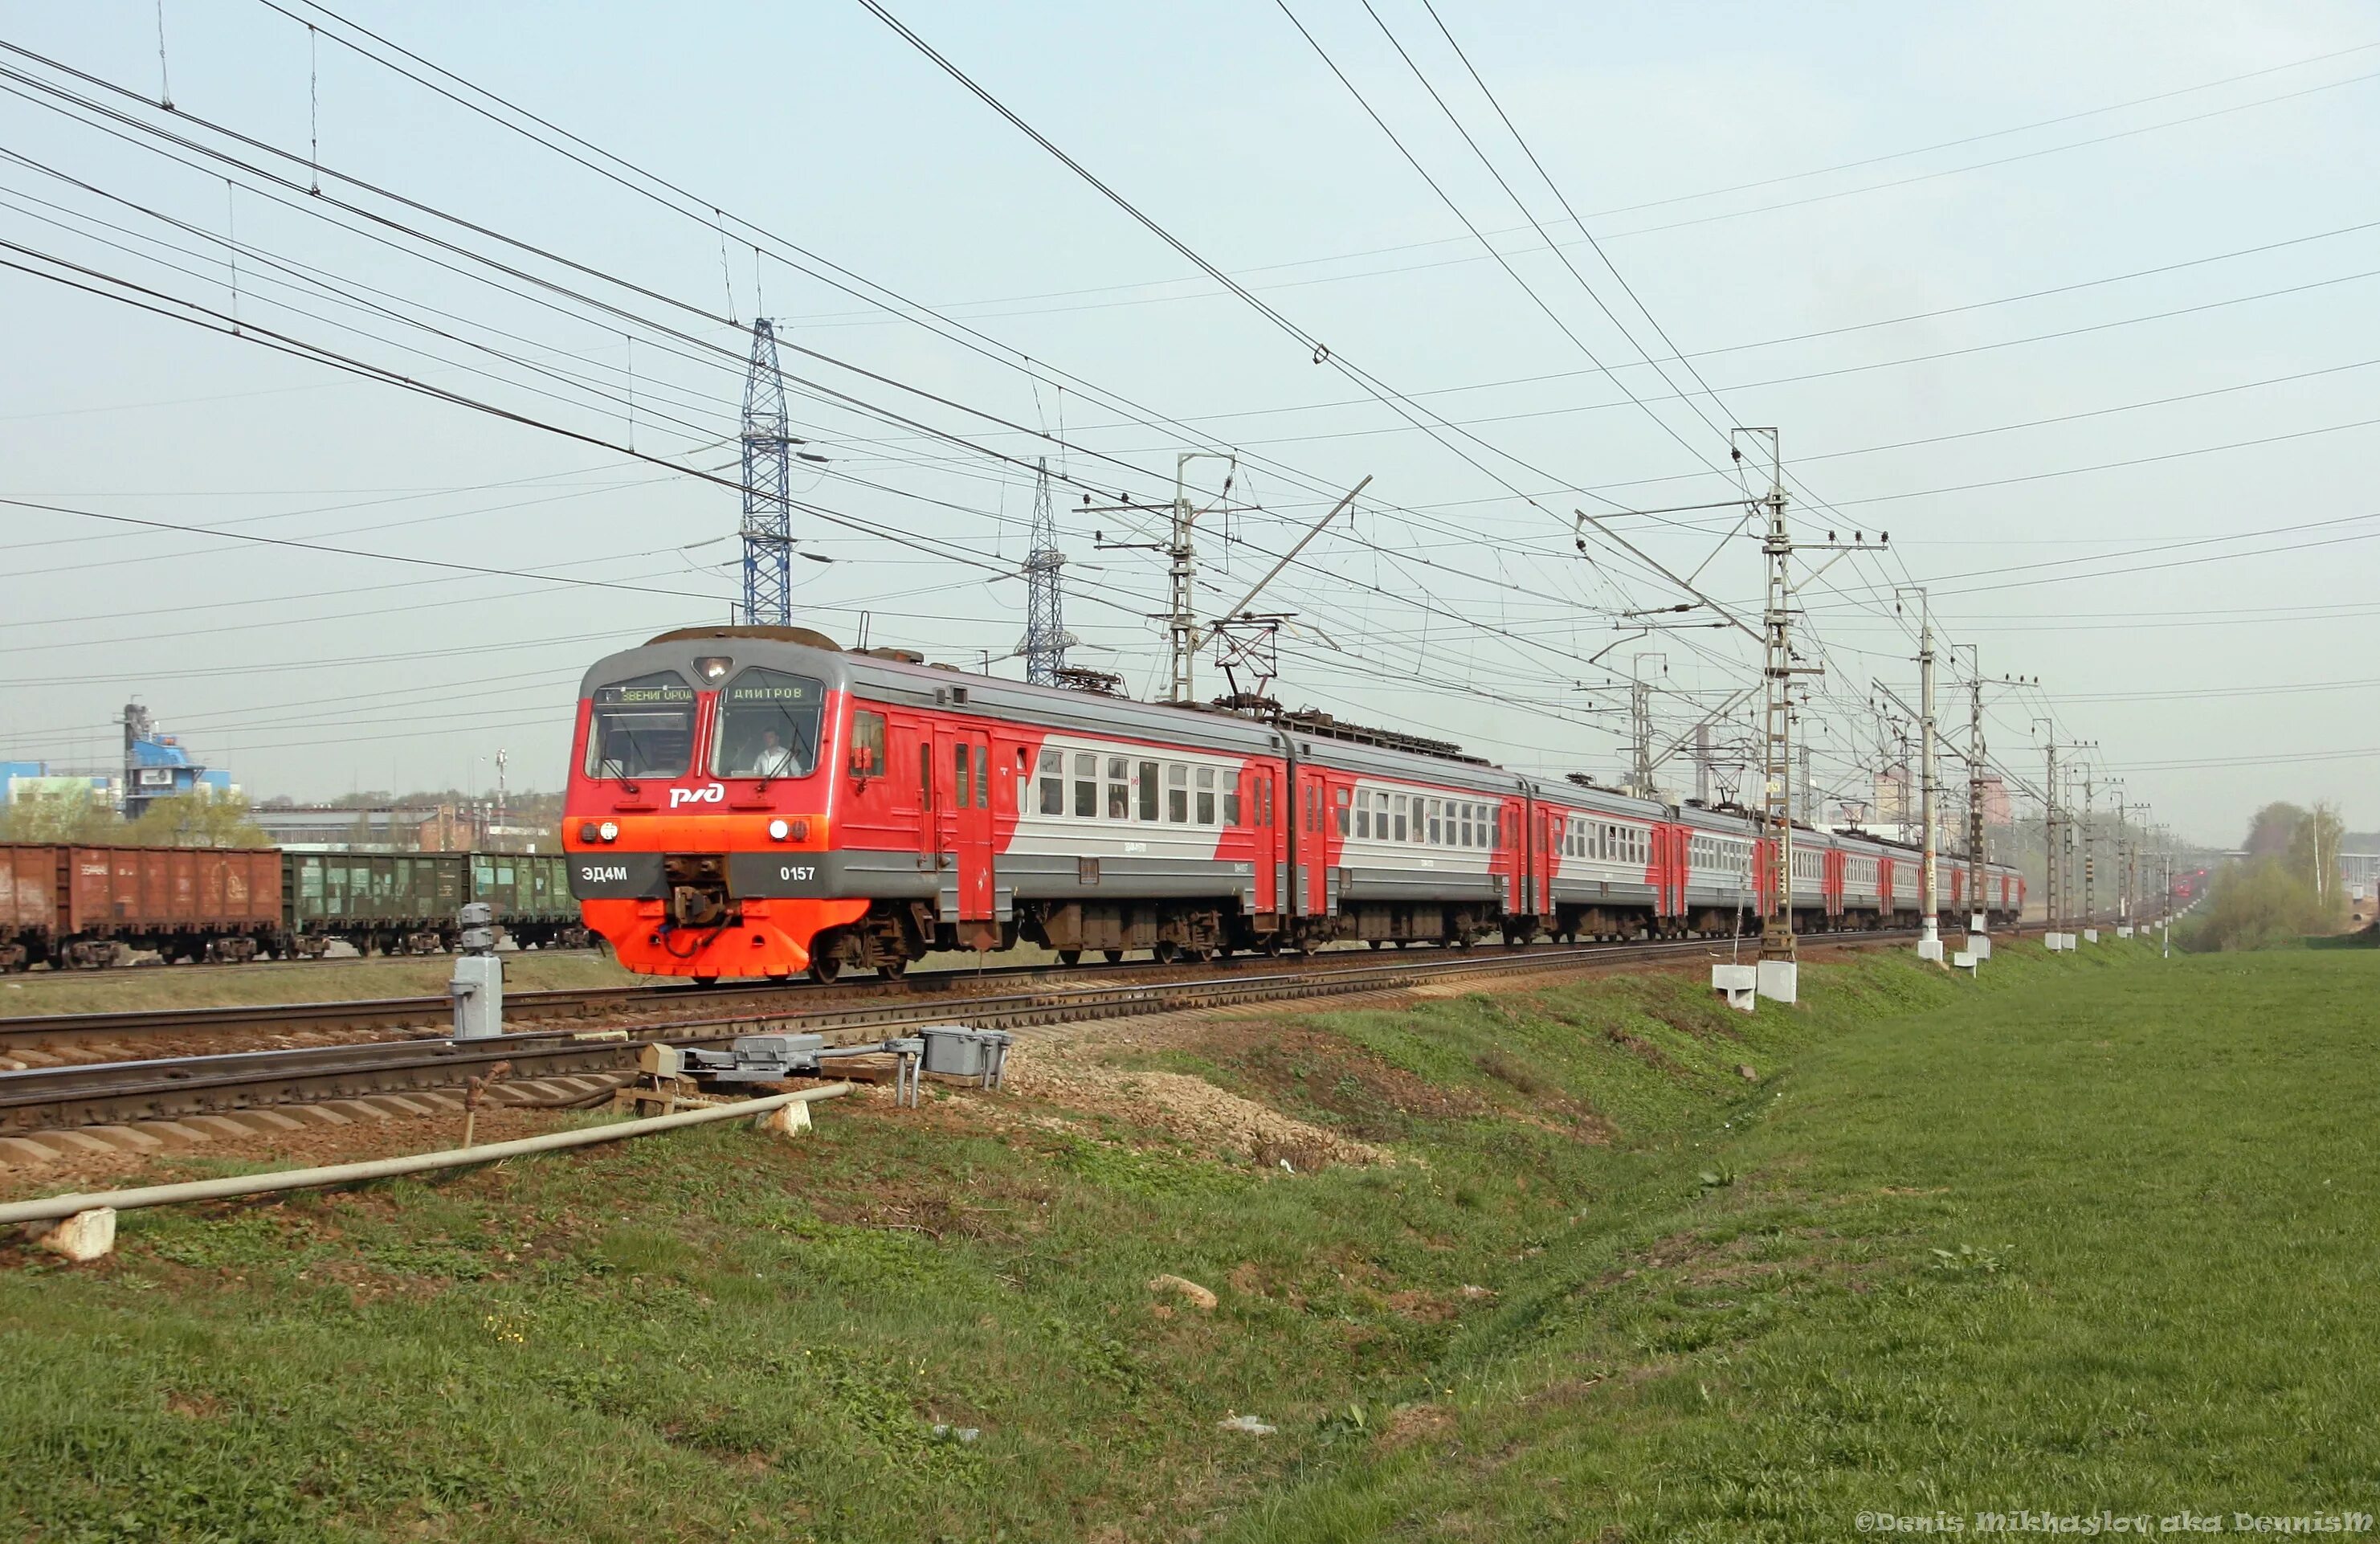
[561,627,2023,982]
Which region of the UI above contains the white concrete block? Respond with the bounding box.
[1710,964,1757,1013]
[34,1207,116,1262]
[1970,936,1993,961]
[2084,928,2100,945]
[1970,915,1988,934]
[757,1099,813,1138]
[2117,925,2134,938]
[1756,959,1798,1006]
[1916,937,1945,964]
[1953,950,1977,971]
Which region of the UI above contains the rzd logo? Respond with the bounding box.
[668,782,725,809]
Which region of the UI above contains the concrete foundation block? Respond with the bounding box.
[1953,950,1977,972]
[1756,960,1798,1006]
[1916,937,1945,964]
[2084,928,2100,944]
[757,1100,814,1138]
[1709,964,1757,1013]
[2117,925,2134,938]
[33,1207,116,1262]
[1970,936,1993,961]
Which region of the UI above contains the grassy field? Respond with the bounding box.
[3,940,2373,1541]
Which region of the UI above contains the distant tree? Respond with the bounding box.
[2186,853,2338,951]
[124,792,271,848]
[0,785,125,844]
[2242,802,2308,857]
[2286,800,2348,911]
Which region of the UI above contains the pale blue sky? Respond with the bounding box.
[2,0,2374,845]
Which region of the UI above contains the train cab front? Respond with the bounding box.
[562,631,868,982]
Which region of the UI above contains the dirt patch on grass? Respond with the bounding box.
[1002,1057,1392,1169]
[1378,1402,1456,1448]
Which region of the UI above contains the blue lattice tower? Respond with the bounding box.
[1022,455,1068,684]
[741,319,793,626]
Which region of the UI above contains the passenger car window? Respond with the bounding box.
[1197,766,1216,825]
[1167,764,1189,824]
[715,668,825,778]
[1107,758,1131,819]
[1074,753,1097,819]
[1138,762,1159,821]
[586,671,696,780]
[1039,749,1063,815]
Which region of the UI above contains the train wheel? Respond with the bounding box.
[1260,935,1282,957]
[1214,944,1234,961]
[807,957,841,985]
[1152,941,1179,964]
[1103,948,1125,964]
[1056,948,1082,966]
[876,958,908,980]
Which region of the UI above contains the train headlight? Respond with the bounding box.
[578,821,598,843]
[695,655,733,683]
[598,821,619,843]
[767,818,790,842]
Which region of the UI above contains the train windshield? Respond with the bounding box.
[714,668,825,779]
[585,672,696,780]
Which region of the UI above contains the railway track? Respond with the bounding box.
[0,936,1635,1052]
[0,933,1937,1133]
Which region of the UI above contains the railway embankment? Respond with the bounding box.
[9,936,2337,1542]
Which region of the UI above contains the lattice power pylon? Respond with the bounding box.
[1022,456,1068,685]
[741,319,793,627]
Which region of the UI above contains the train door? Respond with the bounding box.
[1653,825,1680,919]
[912,730,939,875]
[1823,846,1845,919]
[1537,806,1560,917]
[1247,767,1279,917]
[933,725,994,923]
[1293,766,1329,918]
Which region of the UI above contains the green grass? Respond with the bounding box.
[4,940,2372,1541]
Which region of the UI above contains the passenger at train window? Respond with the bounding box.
[1138,762,1160,821]
[1038,750,1063,816]
[1074,754,1097,819]
[1107,758,1130,819]
[1167,765,1189,823]
[1197,767,1217,825]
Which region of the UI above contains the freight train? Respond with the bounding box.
[561,627,2024,982]
[0,846,585,970]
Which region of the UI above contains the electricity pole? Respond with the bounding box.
[1629,654,1659,800]
[1166,451,1235,705]
[1963,652,1987,933]
[1022,456,1069,687]
[2082,769,2096,933]
[1733,427,1887,977]
[1897,587,1941,962]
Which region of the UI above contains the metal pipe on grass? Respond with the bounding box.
[0,1084,855,1227]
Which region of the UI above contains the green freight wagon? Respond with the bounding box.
[466,852,583,949]
[281,852,589,955]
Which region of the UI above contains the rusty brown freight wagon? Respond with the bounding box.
[0,844,282,970]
